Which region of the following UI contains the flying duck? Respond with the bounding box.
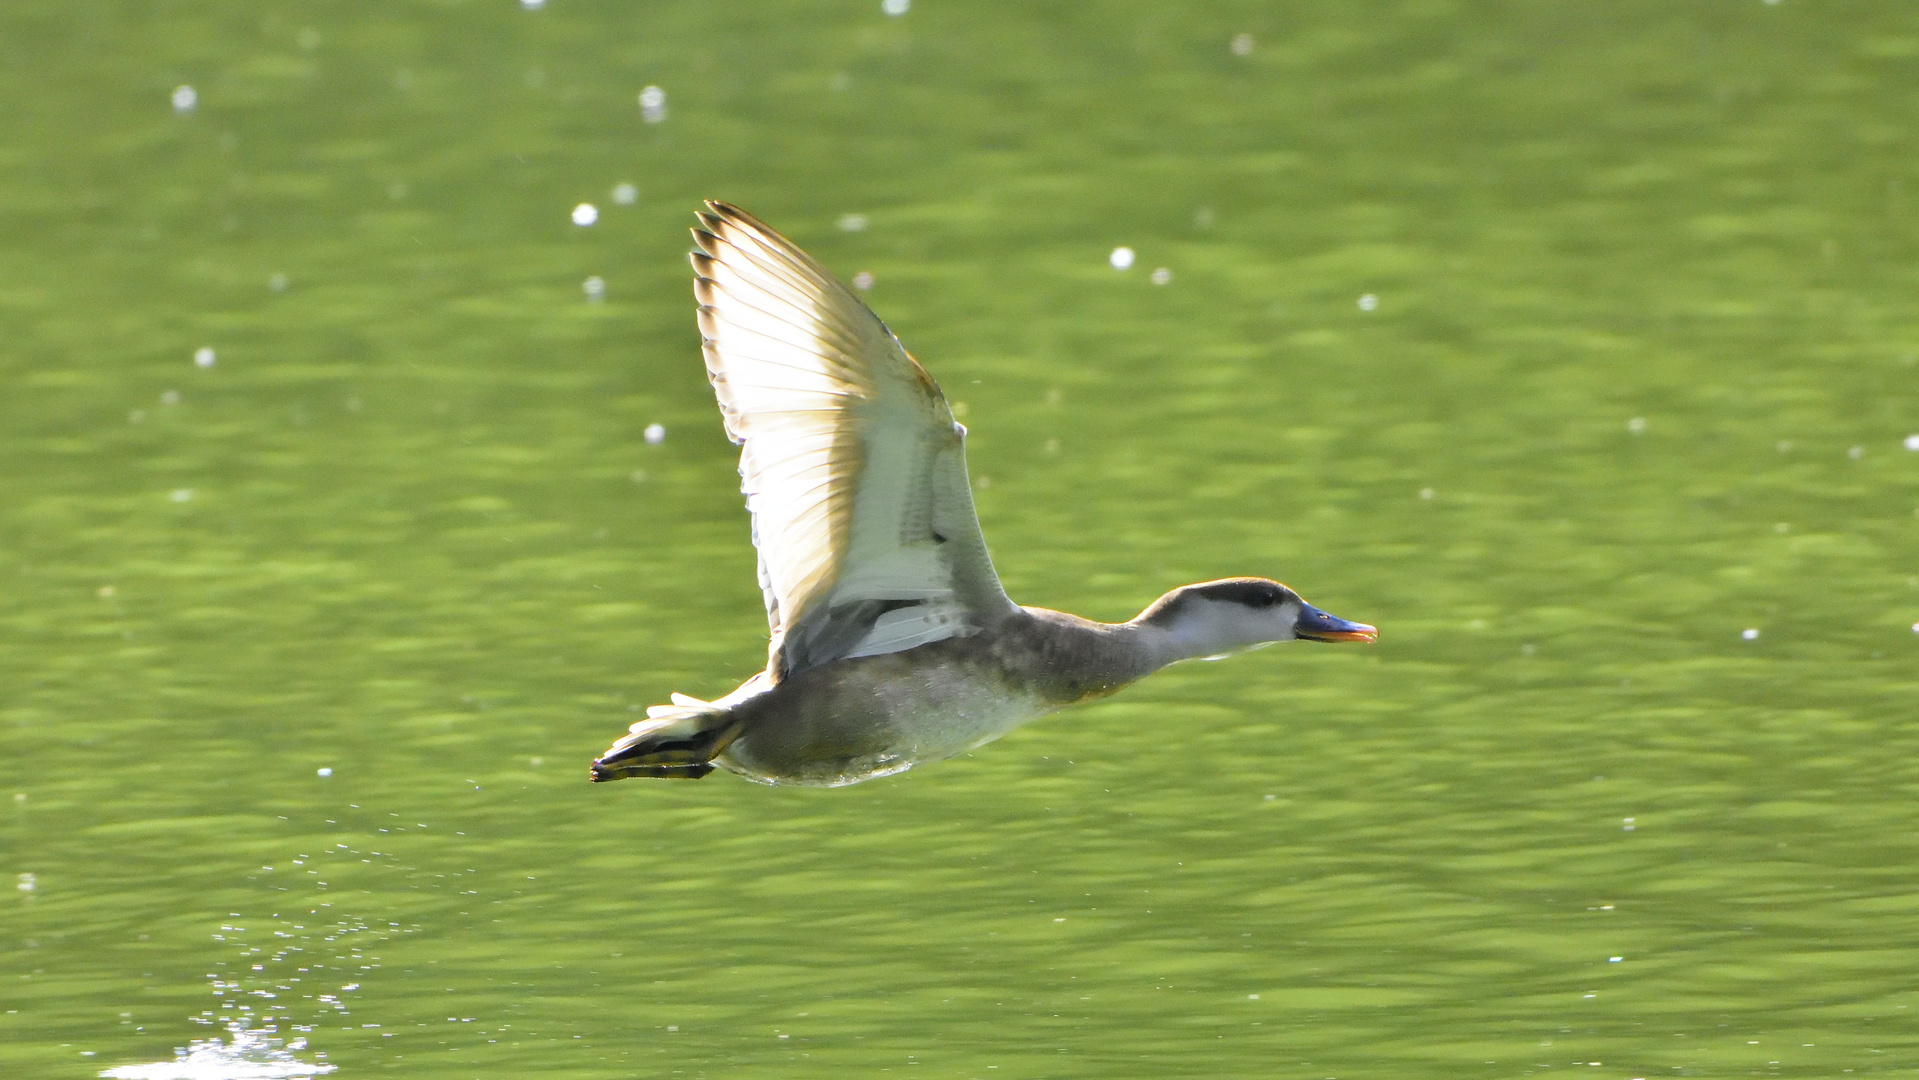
[590,203,1376,787]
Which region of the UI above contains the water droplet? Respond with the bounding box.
[171,85,197,113]
[838,213,868,232]
[17,873,34,892]
[639,85,667,123]
[1150,267,1172,285]
[882,0,910,14]
[1357,293,1378,311]
[1627,416,1647,434]
[1231,33,1255,56]
[1741,628,1760,641]
[268,273,289,292]
[1418,487,1435,500]
[644,423,666,445]
[1109,247,1135,271]
[583,276,606,301]
[572,203,598,226]
[1904,434,1919,451]
[851,270,874,291]
[194,347,216,369]
[170,489,194,503]
[611,182,638,205]
[316,767,332,777]
[521,0,545,8]
[1849,445,1864,459]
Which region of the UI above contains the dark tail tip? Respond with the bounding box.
[589,757,716,783]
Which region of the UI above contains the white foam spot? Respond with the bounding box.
[882,0,910,14]
[100,1022,335,1079]
[170,489,194,503]
[571,203,598,227]
[194,347,216,369]
[644,423,666,445]
[1905,434,1919,451]
[521,0,545,8]
[1609,956,1622,962]
[1741,628,1760,641]
[1418,487,1435,500]
[1627,416,1647,434]
[838,213,868,232]
[171,86,197,113]
[1357,293,1378,312]
[851,270,874,291]
[1150,267,1172,285]
[582,276,606,301]
[611,182,638,205]
[1109,246,1135,271]
[1849,445,1864,459]
[639,85,667,123]
[17,872,34,892]
[316,767,332,778]
[1231,33,1255,56]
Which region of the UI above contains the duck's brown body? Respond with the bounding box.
[705,608,1150,785]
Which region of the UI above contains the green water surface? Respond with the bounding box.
[4,2,1919,1077]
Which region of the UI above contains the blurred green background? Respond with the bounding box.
[4,1,1918,1077]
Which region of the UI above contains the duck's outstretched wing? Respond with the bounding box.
[690,202,1015,681]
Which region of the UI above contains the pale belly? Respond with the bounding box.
[714,668,1055,787]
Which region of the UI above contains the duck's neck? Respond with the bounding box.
[1006,603,1265,698]
[1121,617,1252,671]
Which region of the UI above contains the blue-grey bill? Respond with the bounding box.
[1296,604,1378,643]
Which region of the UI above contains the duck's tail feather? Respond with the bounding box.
[589,700,740,782]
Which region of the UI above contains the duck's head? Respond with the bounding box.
[1131,577,1377,665]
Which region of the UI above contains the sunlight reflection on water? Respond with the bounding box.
[100,1022,334,1079]
[99,839,419,1080]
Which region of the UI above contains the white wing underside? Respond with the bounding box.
[690,203,1014,680]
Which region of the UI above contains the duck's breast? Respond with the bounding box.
[716,638,1053,786]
